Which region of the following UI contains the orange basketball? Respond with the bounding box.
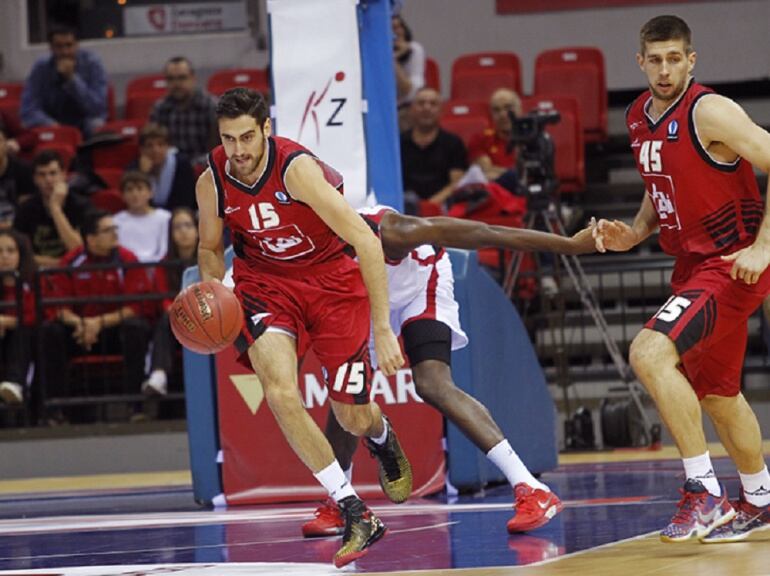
[170,281,243,354]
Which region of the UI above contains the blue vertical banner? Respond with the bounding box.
[359,0,404,210]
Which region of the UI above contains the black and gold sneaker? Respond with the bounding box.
[333,495,387,568]
[365,417,413,504]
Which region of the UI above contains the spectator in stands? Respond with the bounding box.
[127,123,197,211]
[0,127,35,228]
[0,230,36,405]
[468,88,522,182]
[114,171,171,264]
[0,109,36,156]
[144,207,198,396]
[392,15,425,130]
[40,210,152,402]
[20,24,108,137]
[400,87,467,210]
[14,150,89,267]
[150,57,218,166]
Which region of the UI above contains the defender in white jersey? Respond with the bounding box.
[303,205,596,536]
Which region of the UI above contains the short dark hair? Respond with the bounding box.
[81,209,112,238]
[120,170,153,193]
[32,149,64,172]
[138,122,169,147]
[216,88,269,126]
[640,15,692,54]
[165,56,194,75]
[47,23,78,43]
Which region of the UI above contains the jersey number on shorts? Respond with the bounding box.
[654,295,692,322]
[333,362,366,395]
[248,202,280,230]
[639,140,663,173]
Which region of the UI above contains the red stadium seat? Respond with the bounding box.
[424,57,441,92]
[439,99,490,147]
[451,52,522,97]
[521,95,585,194]
[451,68,520,103]
[207,68,269,96]
[0,83,24,102]
[94,168,125,190]
[126,74,167,99]
[32,125,83,148]
[534,47,607,143]
[92,120,143,170]
[125,93,161,121]
[90,188,126,214]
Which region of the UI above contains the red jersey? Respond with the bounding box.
[208,136,348,276]
[56,246,151,318]
[468,128,516,168]
[1,282,35,326]
[626,80,763,258]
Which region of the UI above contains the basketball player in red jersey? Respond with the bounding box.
[301,206,597,538]
[196,88,411,567]
[594,15,770,543]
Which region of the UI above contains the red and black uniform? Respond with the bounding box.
[209,136,372,404]
[40,246,152,396]
[626,79,770,397]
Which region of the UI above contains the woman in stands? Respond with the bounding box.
[392,14,425,130]
[143,207,198,396]
[0,230,36,405]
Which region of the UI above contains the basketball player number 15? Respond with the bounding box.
[248,202,280,230]
[639,140,663,173]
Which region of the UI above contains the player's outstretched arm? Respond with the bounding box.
[196,169,226,282]
[696,95,770,284]
[284,156,404,376]
[378,211,597,261]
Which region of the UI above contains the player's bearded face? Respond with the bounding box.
[220,116,269,179]
[639,40,695,103]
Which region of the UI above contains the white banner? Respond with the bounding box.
[124,2,247,36]
[267,0,368,208]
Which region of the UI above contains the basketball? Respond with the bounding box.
[169,281,243,354]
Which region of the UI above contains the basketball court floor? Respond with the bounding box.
[1,443,768,575]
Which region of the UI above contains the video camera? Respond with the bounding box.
[507,107,561,211]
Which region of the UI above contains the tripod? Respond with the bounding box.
[503,201,661,447]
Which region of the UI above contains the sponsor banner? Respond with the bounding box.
[268,0,368,207]
[215,345,445,504]
[124,2,247,36]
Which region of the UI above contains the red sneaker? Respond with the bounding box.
[301,498,344,537]
[506,483,564,533]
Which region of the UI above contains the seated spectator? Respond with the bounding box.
[468,88,522,182]
[0,127,35,228]
[20,24,108,137]
[114,171,171,264]
[0,109,36,156]
[144,207,198,396]
[393,15,425,131]
[127,123,197,210]
[150,57,218,166]
[40,210,152,403]
[400,87,467,209]
[0,231,36,405]
[14,150,89,267]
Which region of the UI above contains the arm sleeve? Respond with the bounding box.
[64,54,108,117]
[20,62,57,128]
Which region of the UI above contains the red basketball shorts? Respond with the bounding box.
[232,257,372,405]
[644,256,770,399]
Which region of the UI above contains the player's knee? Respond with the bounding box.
[411,360,453,406]
[629,329,674,375]
[263,381,302,412]
[334,404,374,437]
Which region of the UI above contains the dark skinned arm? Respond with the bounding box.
[379,211,596,261]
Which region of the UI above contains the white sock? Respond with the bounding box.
[344,464,353,484]
[739,466,770,507]
[682,452,721,496]
[370,416,389,446]
[314,461,357,503]
[486,439,549,492]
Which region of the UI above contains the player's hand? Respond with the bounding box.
[570,218,598,254]
[592,219,637,253]
[721,242,770,285]
[373,326,404,377]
